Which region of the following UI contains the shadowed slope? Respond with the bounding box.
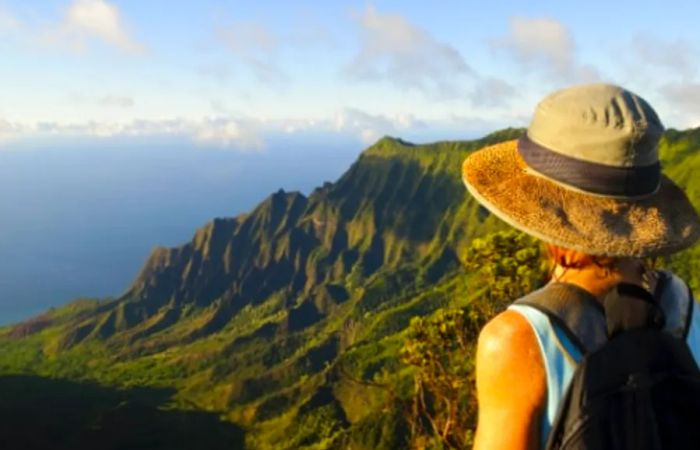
[0,375,244,450]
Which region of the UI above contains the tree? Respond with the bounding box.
[400,230,548,449]
[464,229,547,307]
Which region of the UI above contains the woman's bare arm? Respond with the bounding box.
[473,310,546,450]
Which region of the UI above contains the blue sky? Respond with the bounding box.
[1,0,699,149]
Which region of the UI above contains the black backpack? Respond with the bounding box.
[518,275,700,450]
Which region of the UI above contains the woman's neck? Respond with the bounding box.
[549,265,618,300]
[549,258,651,302]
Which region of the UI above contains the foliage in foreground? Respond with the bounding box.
[400,230,547,449]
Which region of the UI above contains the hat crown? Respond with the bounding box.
[527,83,664,167]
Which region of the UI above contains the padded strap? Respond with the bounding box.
[655,270,695,339]
[514,282,608,354]
[683,281,694,340]
[603,282,666,338]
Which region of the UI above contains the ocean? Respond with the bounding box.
[0,134,360,325]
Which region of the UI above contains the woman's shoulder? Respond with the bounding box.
[475,309,546,416]
[478,309,540,360]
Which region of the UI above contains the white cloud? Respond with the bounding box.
[210,100,228,114]
[0,2,143,54]
[193,118,264,150]
[498,18,572,71]
[0,119,27,143]
[214,19,335,85]
[218,22,277,54]
[97,95,134,108]
[470,77,517,107]
[217,22,287,84]
[35,120,120,137]
[38,0,144,54]
[118,119,189,136]
[629,35,698,79]
[333,108,425,144]
[0,108,435,149]
[492,17,599,82]
[658,81,700,127]
[345,5,472,96]
[0,118,265,150]
[66,0,143,53]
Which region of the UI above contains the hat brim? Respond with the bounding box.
[463,140,700,257]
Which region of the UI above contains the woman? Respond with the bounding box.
[462,84,700,449]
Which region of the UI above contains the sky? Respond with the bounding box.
[1,0,699,150]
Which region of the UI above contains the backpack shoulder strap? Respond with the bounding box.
[514,283,608,354]
[685,288,695,340]
[655,270,695,340]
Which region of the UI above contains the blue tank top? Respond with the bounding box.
[508,272,700,449]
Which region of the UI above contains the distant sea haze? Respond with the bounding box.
[0,135,361,325]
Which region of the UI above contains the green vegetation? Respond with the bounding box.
[400,230,547,449]
[659,128,700,292]
[0,127,699,449]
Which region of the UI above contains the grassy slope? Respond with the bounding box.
[659,128,700,291]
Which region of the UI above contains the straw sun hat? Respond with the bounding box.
[462,83,700,257]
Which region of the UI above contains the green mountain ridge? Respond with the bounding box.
[2,127,700,449]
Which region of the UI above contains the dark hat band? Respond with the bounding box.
[517,135,661,197]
